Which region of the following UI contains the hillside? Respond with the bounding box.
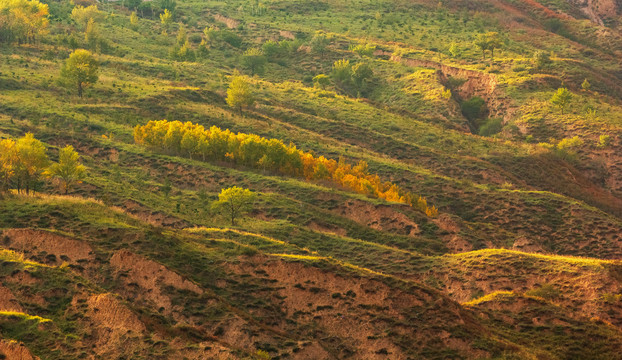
[1,0,622,358]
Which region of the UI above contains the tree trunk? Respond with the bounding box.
[78,81,83,98]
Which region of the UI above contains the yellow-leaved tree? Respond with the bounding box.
[45,145,86,194]
[212,186,256,226]
[226,74,255,112]
[14,133,49,194]
[70,4,102,29]
[0,139,17,195]
[0,0,49,44]
[60,49,99,97]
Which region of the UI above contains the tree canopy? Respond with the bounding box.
[45,145,86,194]
[213,186,256,226]
[0,0,49,44]
[241,48,267,75]
[474,32,502,59]
[6,133,49,194]
[226,75,255,111]
[60,49,99,98]
[551,87,572,115]
[70,4,102,29]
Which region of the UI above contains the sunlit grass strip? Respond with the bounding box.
[463,290,561,307]
[269,253,324,261]
[268,253,388,277]
[0,311,52,323]
[463,291,516,306]
[186,227,288,246]
[0,249,49,268]
[446,248,618,266]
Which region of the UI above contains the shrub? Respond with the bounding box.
[313,74,330,89]
[478,118,503,137]
[597,134,611,149]
[220,31,242,47]
[526,284,560,300]
[461,96,486,122]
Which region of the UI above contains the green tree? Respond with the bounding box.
[170,25,195,61]
[461,96,487,123]
[449,43,460,58]
[261,40,282,60]
[351,62,373,88]
[310,31,330,58]
[60,49,99,98]
[474,33,489,59]
[313,74,330,89]
[533,50,551,69]
[176,23,186,44]
[213,186,256,226]
[550,87,572,115]
[583,104,598,120]
[474,32,501,60]
[45,145,86,194]
[177,40,195,61]
[71,5,102,29]
[14,133,49,194]
[161,178,172,197]
[241,48,266,75]
[84,18,98,50]
[0,139,17,194]
[486,32,502,60]
[331,59,351,85]
[226,74,255,112]
[581,78,591,91]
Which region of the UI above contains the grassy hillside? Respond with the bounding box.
[1,0,622,357]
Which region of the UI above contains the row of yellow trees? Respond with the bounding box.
[134,120,438,217]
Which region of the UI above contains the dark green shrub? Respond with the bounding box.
[478,118,503,136]
[461,96,486,121]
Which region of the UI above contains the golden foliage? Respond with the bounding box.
[134,120,438,217]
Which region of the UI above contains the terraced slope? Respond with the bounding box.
[1,195,622,359]
[2,0,622,358]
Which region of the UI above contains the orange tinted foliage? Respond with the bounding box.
[135,120,438,217]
